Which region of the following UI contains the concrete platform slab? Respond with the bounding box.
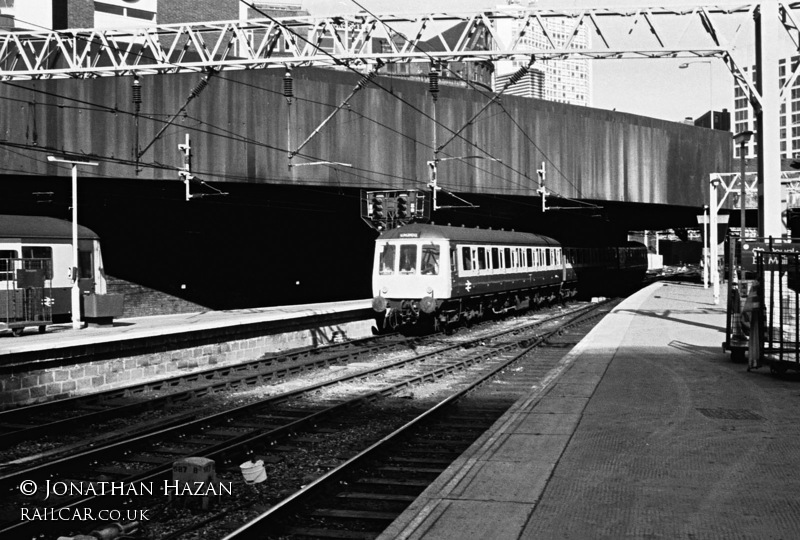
[509,411,582,435]
[380,281,800,540]
[389,499,534,540]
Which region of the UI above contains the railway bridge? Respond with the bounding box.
[5,3,788,308]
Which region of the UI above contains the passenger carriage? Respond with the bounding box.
[0,215,115,335]
[371,223,578,331]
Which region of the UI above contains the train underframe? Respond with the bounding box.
[377,281,578,333]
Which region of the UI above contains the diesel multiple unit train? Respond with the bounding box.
[0,215,115,335]
[371,223,648,331]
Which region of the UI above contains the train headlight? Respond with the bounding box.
[419,295,436,314]
[426,286,433,295]
[372,296,387,313]
[381,286,388,295]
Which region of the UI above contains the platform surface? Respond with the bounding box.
[380,281,800,540]
[0,299,372,357]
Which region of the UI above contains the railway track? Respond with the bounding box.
[0,334,413,450]
[221,301,614,540]
[0,301,607,539]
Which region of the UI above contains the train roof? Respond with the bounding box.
[0,215,100,241]
[378,223,560,246]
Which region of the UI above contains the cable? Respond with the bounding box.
[137,71,215,159]
[4,12,545,199]
[347,2,592,200]
[239,1,535,182]
[343,2,550,190]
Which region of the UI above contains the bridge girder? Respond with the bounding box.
[0,6,766,77]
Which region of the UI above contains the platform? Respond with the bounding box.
[380,281,800,539]
[0,300,374,407]
[0,299,373,358]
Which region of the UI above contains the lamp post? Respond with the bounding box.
[732,130,754,295]
[732,131,753,242]
[696,206,709,288]
[679,61,713,129]
[47,156,99,330]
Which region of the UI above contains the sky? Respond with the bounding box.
[300,0,792,125]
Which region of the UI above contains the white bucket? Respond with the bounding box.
[240,460,267,484]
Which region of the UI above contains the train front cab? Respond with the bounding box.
[371,237,451,328]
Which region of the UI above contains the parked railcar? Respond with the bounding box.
[0,215,112,335]
[371,223,648,332]
[371,223,579,331]
[613,241,649,291]
[563,241,648,296]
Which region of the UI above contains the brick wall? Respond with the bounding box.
[157,0,238,24]
[1,317,374,407]
[105,276,206,318]
[67,0,94,28]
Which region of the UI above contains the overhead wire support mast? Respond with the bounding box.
[132,76,142,175]
[178,134,228,201]
[536,162,601,212]
[428,156,492,211]
[0,7,748,82]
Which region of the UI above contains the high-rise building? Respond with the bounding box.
[733,56,800,159]
[494,69,546,99]
[0,1,306,31]
[493,3,592,105]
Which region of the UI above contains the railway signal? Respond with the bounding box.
[396,194,409,218]
[361,190,428,231]
[372,195,386,219]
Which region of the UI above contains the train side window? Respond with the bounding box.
[477,247,487,270]
[378,244,396,275]
[22,246,54,279]
[526,248,532,268]
[0,250,18,281]
[545,249,551,267]
[421,244,440,275]
[491,247,500,269]
[503,247,511,269]
[461,247,472,271]
[399,245,417,274]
